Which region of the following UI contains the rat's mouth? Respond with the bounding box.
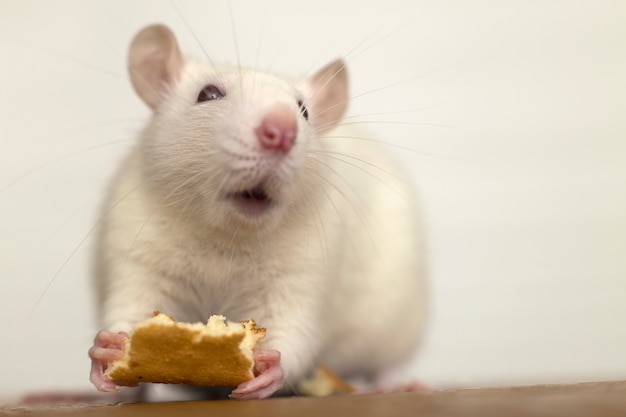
[238,187,269,201]
[227,186,273,217]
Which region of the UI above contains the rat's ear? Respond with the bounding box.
[303,59,348,133]
[128,24,183,110]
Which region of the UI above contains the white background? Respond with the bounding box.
[1,0,625,400]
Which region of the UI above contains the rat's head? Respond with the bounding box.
[128,24,348,234]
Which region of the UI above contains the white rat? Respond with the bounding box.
[88,23,425,400]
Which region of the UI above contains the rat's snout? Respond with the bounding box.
[255,104,297,152]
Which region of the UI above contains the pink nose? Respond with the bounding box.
[255,105,297,152]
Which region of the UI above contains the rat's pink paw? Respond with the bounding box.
[88,330,134,392]
[230,349,284,400]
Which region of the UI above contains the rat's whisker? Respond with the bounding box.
[325,119,455,131]
[1,138,134,195]
[339,104,446,121]
[26,178,150,322]
[318,134,468,163]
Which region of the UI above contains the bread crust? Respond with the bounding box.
[105,312,266,387]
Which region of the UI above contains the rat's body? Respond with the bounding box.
[89,24,425,399]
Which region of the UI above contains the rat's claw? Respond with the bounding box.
[88,330,130,392]
[90,360,118,392]
[230,349,284,400]
[88,346,124,362]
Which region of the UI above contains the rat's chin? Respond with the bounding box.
[226,186,274,218]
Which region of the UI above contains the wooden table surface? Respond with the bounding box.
[4,381,626,417]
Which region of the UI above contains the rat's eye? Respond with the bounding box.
[297,99,309,121]
[197,85,225,103]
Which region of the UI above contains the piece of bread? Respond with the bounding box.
[105,312,266,387]
[297,365,354,396]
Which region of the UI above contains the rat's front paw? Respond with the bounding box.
[88,330,134,392]
[230,349,284,400]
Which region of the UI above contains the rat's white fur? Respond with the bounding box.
[93,24,425,392]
